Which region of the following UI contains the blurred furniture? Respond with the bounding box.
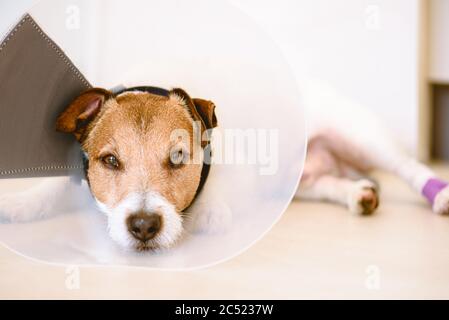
[433,85,449,160]
[429,0,449,161]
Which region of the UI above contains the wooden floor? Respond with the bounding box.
[1,166,449,299]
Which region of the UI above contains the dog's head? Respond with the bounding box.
[56,87,217,251]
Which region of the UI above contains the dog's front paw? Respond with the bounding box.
[0,193,27,223]
[0,192,47,223]
[433,185,449,215]
[185,198,233,235]
[347,179,379,215]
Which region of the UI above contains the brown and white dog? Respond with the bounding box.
[56,87,220,251]
[0,86,229,251]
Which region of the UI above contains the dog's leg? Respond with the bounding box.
[374,151,449,215]
[184,190,233,234]
[303,78,448,214]
[0,177,90,223]
[183,167,233,234]
[297,175,379,215]
[296,138,378,214]
[314,129,448,215]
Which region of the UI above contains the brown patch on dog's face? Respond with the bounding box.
[82,92,203,212]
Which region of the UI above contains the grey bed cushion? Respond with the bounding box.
[0,14,91,178]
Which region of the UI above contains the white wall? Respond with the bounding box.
[429,0,449,83]
[0,0,37,39]
[230,0,422,155]
[1,0,423,154]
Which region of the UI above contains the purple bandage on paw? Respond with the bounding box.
[422,178,448,204]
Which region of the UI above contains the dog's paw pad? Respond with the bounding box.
[348,180,379,215]
[433,185,449,215]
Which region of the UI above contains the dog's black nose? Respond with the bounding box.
[127,213,162,242]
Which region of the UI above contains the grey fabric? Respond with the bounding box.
[0,14,91,178]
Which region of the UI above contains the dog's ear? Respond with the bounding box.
[192,98,218,129]
[170,88,218,147]
[56,88,112,141]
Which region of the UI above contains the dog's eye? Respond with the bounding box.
[169,148,187,168]
[101,154,120,170]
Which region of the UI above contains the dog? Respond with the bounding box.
[0,86,231,251]
[1,80,448,252]
[294,79,449,216]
